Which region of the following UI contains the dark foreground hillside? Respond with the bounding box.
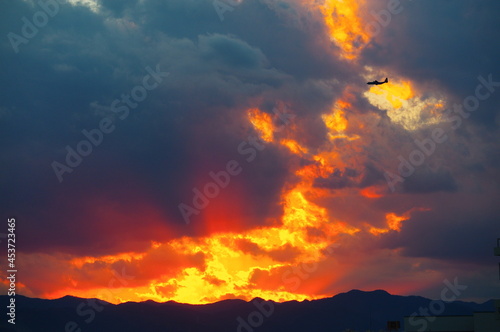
[0,289,494,332]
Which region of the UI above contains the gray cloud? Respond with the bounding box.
[1,0,499,302]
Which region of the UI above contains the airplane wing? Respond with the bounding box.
[367,78,388,85]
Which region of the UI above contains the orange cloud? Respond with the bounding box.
[313,0,371,60]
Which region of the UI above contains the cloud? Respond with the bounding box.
[361,0,500,126]
[235,239,301,262]
[402,167,458,193]
[388,193,500,264]
[1,0,499,304]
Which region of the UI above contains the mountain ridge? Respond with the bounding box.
[0,290,495,332]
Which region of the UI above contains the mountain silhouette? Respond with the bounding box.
[0,290,494,332]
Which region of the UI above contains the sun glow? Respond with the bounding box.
[60,181,359,304]
[36,2,438,306]
[46,102,370,305]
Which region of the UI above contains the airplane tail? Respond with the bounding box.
[384,78,388,83]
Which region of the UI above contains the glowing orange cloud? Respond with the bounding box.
[39,182,358,305]
[280,138,309,155]
[302,0,370,60]
[248,108,274,142]
[8,89,438,306]
[0,0,466,309]
[360,187,383,199]
[368,211,413,236]
[34,99,366,304]
[369,80,414,109]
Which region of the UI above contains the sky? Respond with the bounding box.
[1,0,499,305]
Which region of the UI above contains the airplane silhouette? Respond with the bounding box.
[367,78,388,85]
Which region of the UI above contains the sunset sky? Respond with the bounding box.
[1,0,499,305]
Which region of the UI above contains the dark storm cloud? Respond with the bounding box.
[402,167,458,193]
[100,0,138,16]
[313,163,387,190]
[1,0,348,255]
[361,0,500,126]
[313,167,359,189]
[200,33,267,68]
[359,162,386,187]
[1,0,499,304]
[381,193,500,264]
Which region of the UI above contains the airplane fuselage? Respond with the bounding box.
[367,78,388,85]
